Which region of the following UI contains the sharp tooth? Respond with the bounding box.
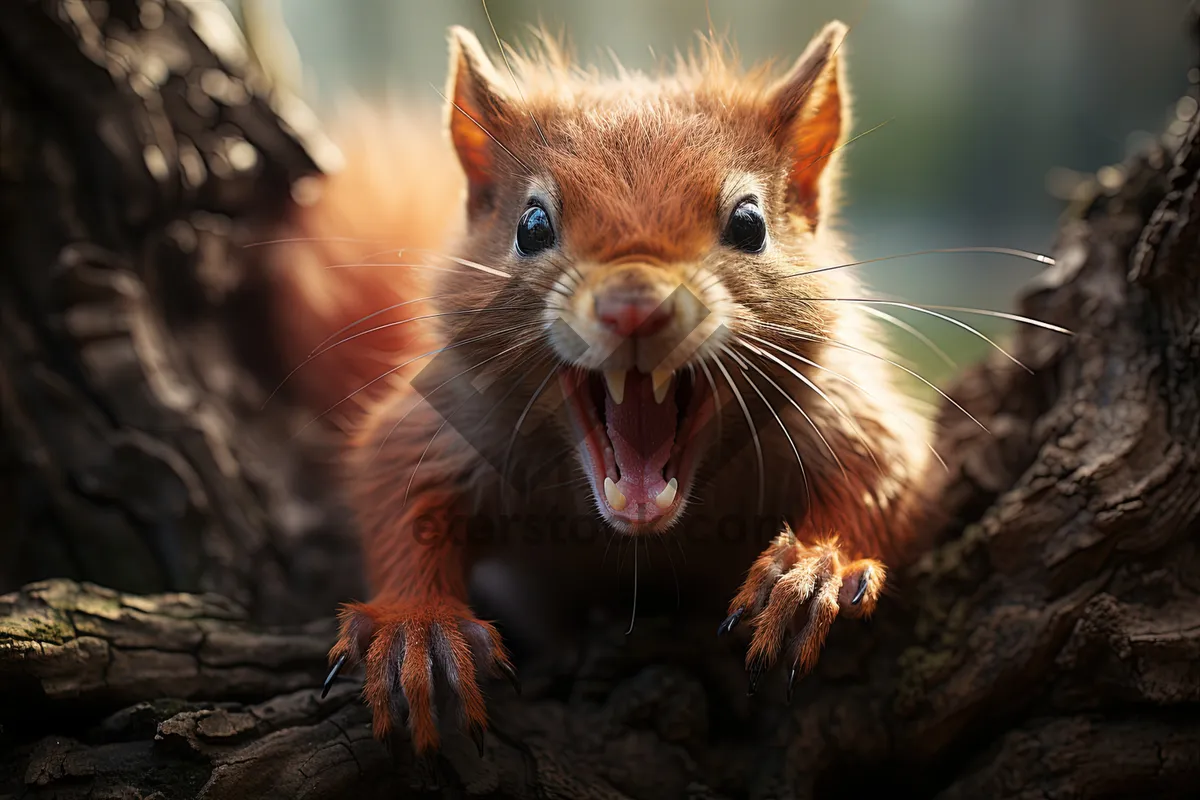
[604,477,627,511]
[604,370,626,405]
[655,478,678,509]
[652,369,672,404]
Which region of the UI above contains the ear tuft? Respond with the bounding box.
[446,26,513,214]
[767,21,850,230]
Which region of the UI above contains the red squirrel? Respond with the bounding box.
[265,21,936,754]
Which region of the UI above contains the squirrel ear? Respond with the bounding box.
[447,26,514,212]
[766,21,849,230]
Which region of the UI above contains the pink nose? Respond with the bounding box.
[594,292,674,337]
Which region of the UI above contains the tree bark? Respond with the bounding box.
[2,1,1199,798]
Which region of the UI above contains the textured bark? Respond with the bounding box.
[2,1,1200,799]
[0,0,362,624]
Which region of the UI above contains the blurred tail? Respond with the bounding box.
[262,103,465,429]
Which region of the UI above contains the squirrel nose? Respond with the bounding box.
[594,291,675,337]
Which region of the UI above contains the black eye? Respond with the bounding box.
[722,199,767,253]
[515,203,556,256]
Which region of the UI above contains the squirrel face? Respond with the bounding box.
[432,23,856,534]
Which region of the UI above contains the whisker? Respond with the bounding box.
[311,304,541,365]
[626,540,639,636]
[423,251,512,279]
[697,359,724,456]
[719,345,812,509]
[309,293,459,356]
[432,85,532,174]
[377,340,543,463]
[738,335,947,472]
[741,318,989,433]
[501,364,559,505]
[796,117,893,177]
[266,307,542,406]
[811,299,1035,374]
[854,302,1070,335]
[242,236,386,249]
[481,0,549,147]
[323,261,462,274]
[732,338,880,477]
[857,305,957,371]
[400,340,542,507]
[835,300,1074,336]
[712,353,764,514]
[289,322,540,435]
[781,246,1056,280]
[402,410,458,511]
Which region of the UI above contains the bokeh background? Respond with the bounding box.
[237,0,1194,393]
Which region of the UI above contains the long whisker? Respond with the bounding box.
[741,318,989,433]
[726,343,844,483]
[274,305,543,400]
[323,261,462,274]
[323,245,413,264]
[810,299,1036,373]
[432,85,532,174]
[857,305,957,371]
[400,339,539,508]
[309,293,460,356]
[242,236,386,248]
[626,540,639,635]
[402,410,457,511]
[421,251,512,279]
[796,117,893,177]
[781,246,1055,280]
[719,345,812,508]
[501,364,559,505]
[481,0,549,147]
[732,337,881,477]
[738,336,947,472]
[290,322,540,435]
[416,250,582,301]
[377,340,542,463]
[697,359,724,457]
[829,299,1074,336]
[712,353,764,514]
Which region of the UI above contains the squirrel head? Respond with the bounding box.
[432,22,864,533]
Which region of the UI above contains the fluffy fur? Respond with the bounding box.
[265,22,935,752]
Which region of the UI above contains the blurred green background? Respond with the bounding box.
[240,0,1194,392]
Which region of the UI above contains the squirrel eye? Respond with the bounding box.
[722,199,767,253]
[515,203,556,256]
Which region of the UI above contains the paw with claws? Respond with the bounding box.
[322,598,518,754]
[719,532,885,698]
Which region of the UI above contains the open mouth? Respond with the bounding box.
[559,367,715,531]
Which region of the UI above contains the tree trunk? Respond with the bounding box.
[2,1,1199,798]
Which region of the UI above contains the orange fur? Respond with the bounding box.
[266,22,936,752]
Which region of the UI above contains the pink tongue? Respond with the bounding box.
[606,372,676,509]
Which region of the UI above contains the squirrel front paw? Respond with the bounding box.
[323,598,517,754]
[719,531,885,697]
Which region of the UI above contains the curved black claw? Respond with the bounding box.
[470,723,486,757]
[321,654,347,699]
[785,666,798,704]
[718,607,745,636]
[851,567,872,606]
[497,660,522,696]
[747,663,766,697]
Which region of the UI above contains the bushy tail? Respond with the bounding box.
[261,103,465,429]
